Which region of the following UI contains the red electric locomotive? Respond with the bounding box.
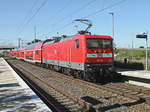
[40,19,115,82]
[41,34,114,81]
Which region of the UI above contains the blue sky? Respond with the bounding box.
[0,0,149,48]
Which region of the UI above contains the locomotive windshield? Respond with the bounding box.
[86,38,112,49]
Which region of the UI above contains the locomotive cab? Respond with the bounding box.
[84,35,115,80]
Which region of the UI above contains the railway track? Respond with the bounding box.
[6,58,150,112]
[6,58,94,112]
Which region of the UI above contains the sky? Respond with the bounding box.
[0,0,150,48]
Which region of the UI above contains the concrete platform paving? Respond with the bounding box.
[117,68,150,88]
[117,68,150,79]
[0,58,52,112]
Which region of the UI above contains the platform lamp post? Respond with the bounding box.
[109,12,115,45]
[136,32,148,70]
[18,38,21,48]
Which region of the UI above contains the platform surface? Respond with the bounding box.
[117,68,150,88]
[0,58,52,112]
[117,68,150,79]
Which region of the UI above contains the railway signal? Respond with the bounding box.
[136,32,148,70]
[136,34,147,39]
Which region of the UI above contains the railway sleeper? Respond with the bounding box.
[51,93,64,98]
[63,101,76,106]
[58,98,72,103]
[67,104,84,111]
[44,86,93,109]
[103,85,147,102]
[105,84,148,97]
[110,83,150,95]
[67,103,81,108]
[54,95,67,100]
[70,107,86,112]
[62,102,84,111]
[48,91,58,96]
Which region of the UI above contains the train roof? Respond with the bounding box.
[19,48,26,51]
[84,35,112,39]
[43,34,112,45]
[25,42,42,50]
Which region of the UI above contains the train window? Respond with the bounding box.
[86,38,112,49]
[75,39,79,48]
[35,50,39,55]
[103,39,112,48]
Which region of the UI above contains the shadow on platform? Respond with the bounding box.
[0,83,19,88]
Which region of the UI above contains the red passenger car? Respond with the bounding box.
[10,50,15,57]
[24,42,42,63]
[11,49,19,58]
[18,48,26,60]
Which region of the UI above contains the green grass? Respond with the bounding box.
[115,49,150,58]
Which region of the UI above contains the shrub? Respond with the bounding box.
[114,61,144,70]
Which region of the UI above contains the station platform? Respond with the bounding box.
[117,68,150,88]
[0,58,52,112]
[117,68,150,79]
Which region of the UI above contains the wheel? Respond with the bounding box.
[83,72,96,82]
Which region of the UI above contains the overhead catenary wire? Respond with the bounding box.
[82,0,127,18]
[51,0,98,27]
[48,0,72,22]
[18,0,48,36]
[16,0,39,34]
[41,0,73,33]
[45,0,127,36]
[43,0,98,37]
[43,22,73,37]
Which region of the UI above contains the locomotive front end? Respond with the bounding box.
[85,35,115,78]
